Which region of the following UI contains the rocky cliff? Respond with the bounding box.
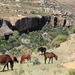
[14,16,73,33]
[0,15,74,37]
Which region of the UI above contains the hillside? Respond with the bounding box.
[0,0,75,19]
[56,33,75,69]
[0,33,75,75]
[0,0,75,74]
[0,0,74,31]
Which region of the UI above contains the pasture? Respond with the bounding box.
[1,34,75,75]
[0,49,70,75]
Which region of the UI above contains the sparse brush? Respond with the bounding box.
[33,57,41,65]
[67,69,75,75]
[53,69,63,75]
[12,67,25,75]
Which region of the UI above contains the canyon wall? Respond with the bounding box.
[0,16,74,36]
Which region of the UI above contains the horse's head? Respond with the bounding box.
[12,56,19,63]
[14,57,19,63]
[54,55,58,60]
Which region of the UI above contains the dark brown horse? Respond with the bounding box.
[20,53,31,64]
[12,55,19,63]
[44,52,58,64]
[0,54,14,71]
[38,47,46,54]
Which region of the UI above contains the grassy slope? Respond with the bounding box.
[0,33,75,75]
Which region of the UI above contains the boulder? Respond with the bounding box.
[0,19,13,36]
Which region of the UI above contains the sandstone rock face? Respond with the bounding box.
[58,17,66,26]
[58,17,73,27]
[0,15,74,37]
[15,16,51,32]
[50,16,58,27]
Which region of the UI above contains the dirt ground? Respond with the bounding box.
[62,61,75,69]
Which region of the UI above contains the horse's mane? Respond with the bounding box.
[51,52,57,56]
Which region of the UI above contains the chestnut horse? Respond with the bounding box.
[44,52,58,64]
[0,54,14,71]
[12,55,19,63]
[20,53,31,64]
[38,47,46,54]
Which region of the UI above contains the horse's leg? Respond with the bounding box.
[7,63,9,70]
[51,57,53,63]
[48,58,51,64]
[2,62,8,71]
[45,57,47,64]
[41,52,43,55]
[29,57,31,62]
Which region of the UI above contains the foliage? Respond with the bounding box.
[0,23,72,54]
[20,23,71,51]
[33,57,41,65]
[51,35,68,47]
[68,69,75,75]
[53,69,62,74]
[0,31,21,54]
[72,25,75,33]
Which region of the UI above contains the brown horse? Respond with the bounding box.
[0,54,14,71]
[12,55,19,63]
[44,52,58,64]
[20,53,31,64]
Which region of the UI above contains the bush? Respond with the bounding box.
[51,35,68,47]
[33,57,41,65]
[72,25,75,33]
[68,69,75,75]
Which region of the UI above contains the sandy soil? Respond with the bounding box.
[62,61,75,69]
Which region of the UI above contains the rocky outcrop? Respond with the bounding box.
[0,19,13,36]
[0,15,74,37]
[14,16,73,32]
[50,16,58,27]
[15,16,51,32]
[58,17,73,27]
[58,17,66,26]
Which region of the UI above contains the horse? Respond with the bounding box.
[12,55,19,64]
[0,54,14,71]
[44,52,58,64]
[38,47,46,54]
[20,53,31,64]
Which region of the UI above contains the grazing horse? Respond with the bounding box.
[44,52,58,64]
[12,55,19,63]
[38,47,46,54]
[20,53,31,64]
[0,54,14,71]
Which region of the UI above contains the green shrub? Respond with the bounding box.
[51,35,68,47]
[54,69,62,74]
[33,57,41,65]
[72,25,75,33]
[68,69,75,75]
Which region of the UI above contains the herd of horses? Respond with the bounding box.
[0,47,58,72]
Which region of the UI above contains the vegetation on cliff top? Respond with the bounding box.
[0,22,73,55]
